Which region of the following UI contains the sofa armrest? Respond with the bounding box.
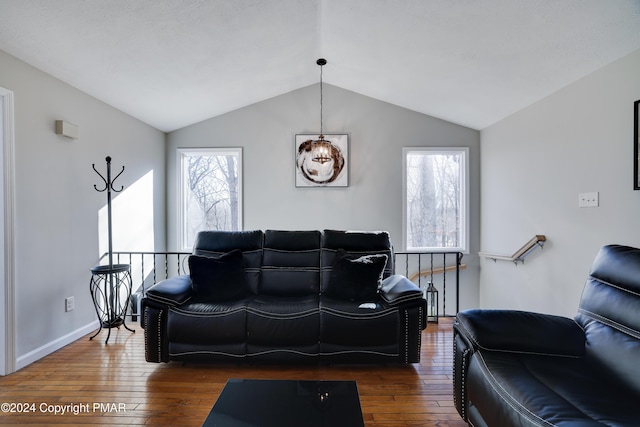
[455,309,585,357]
[379,275,424,307]
[145,274,193,307]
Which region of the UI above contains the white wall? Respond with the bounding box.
[167,84,481,312]
[480,48,640,317]
[0,50,166,369]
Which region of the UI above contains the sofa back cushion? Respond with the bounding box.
[192,230,264,294]
[320,230,393,294]
[260,230,321,296]
[575,244,640,395]
[188,250,248,301]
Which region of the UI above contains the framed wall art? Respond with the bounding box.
[635,100,640,190]
[295,133,349,187]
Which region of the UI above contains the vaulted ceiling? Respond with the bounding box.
[1,0,639,132]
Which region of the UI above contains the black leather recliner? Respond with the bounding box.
[142,229,427,364]
[453,244,640,426]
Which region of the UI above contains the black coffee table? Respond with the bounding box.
[202,379,364,427]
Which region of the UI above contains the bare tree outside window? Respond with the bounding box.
[179,148,242,250]
[404,148,467,251]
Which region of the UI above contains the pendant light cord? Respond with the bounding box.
[319,62,324,137]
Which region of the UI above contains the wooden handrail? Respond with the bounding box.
[479,235,546,264]
[409,264,467,282]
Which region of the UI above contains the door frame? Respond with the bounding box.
[0,87,16,376]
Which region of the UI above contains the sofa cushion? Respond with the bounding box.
[322,229,392,252]
[319,297,400,360]
[193,230,263,294]
[246,295,320,357]
[168,300,248,345]
[167,300,249,359]
[321,230,394,294]
[189,250,248,301]
[325,250,387,301]
[260,230,321,296]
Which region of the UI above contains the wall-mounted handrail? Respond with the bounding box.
[479,235,546,264]
[408,263,467,282]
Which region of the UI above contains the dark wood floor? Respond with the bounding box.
[0,318,467,426]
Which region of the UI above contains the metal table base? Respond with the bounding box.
[89,263,135,344]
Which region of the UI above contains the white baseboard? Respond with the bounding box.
[16,320,99,371]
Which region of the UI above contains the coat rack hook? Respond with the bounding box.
[92,163,108,192]
[110,165,125,192]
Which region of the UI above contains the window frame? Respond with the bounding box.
[177,147,243,251]
[402,147,469,253]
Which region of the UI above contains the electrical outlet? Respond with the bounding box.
[578,192,599,208]
[65,296,74,312]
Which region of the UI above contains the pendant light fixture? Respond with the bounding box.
[295,58,346,186]
[310,58,333,164]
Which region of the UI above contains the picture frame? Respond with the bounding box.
[295,133,349,187]
[635,100,640,190]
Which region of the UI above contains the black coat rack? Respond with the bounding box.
[93,156,125,269]
[89,156,134,343]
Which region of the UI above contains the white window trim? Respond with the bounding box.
[177,147,243,251]
[402,147,469,253]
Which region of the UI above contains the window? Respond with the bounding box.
[403,147,468,252]
[178,148,242,250]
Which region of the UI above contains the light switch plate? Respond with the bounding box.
[578,192,599,208]
[65,296,74,312]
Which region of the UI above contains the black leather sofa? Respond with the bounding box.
[141,229,427,364]
[453,244,640,427]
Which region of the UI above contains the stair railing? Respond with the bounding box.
[393,251,465,317]
[479,235,546,264]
